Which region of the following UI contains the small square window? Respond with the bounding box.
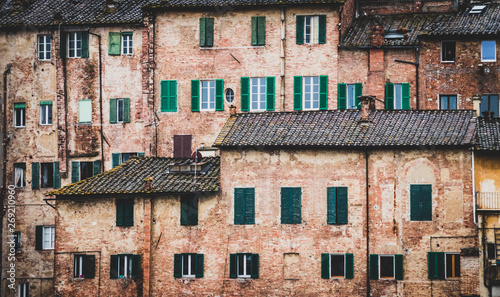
[445,253,460,279]
[42,226,55,250]
[441,41,455,62]
[110,254,140,279]
[18,283,29,297]
[78,100,92,123]
[122,33,133,55]
[379,255,395,279]
[482,40,496,62]
[439,95,457,110]
[14,163,26,188]
[40,101,53,125]
[80,162,94,180]
[14,103,26,127]
[38,35,52,60]
[40,163,54,188]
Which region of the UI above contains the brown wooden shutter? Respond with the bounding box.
[173,135,192,158]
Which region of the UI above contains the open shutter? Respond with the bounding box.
[245,188,255,224]
[385,83,394,110]
[71,161,79,183]
[395,254,403,280]
[191,80,200,112]
[108,32,121,55]
[109,98,117,123]
[327,187,336,224]
[81,31,89,58]
[421,185,432,221]
[93,160,101,176]
[291,187,301,223]
[85,255,96,278]
[110,255,118,279]
[234,188,245,225]
[355,83,363,109]
[296,16,304,44]
[169,81,177,111]
[251,17,258,46]
[123,199,134,226]
[293,76,302,110]
[241,77,250,111]
[190,196,198,225]
[281,188,291,224]
[123,98,130,123]
[112,153,120,168]
[338,83,347,110]
[196,254,204,278]
[410,185,422,221]
[174,254,182,277]
[370,254,379,279]
[215,79,224,111]
[53,162,61,189]
[337,187,348,224]
[318,15,327,44]
[319,75,328,110]
[131,255,141,278]
[116,199,124,226]
[180,197,188,226]
[321,253,330,279]
[251,254,259,279]
[60,32,67,58]
[257,17,266,45]
[402,83,410,110]
[160,81,168,112]
[229,254,237,278]
[345,253,354,279]
[32,162,39,190]
[35,225,43,250]
[266,76,275,111]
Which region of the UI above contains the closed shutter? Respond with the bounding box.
[251,254,259,279]
[81,31,89,58]
[191,80,200,112]
[108,32,121,55]
[71,162,79,183]
[421,185,432,221]
[123,199,134,226]
[234,188,245,225]
[181,197,188,226]
[257,17,266,46]
[116,199,124,226]
[402,83,410,110]
[110,255,118,279]
[161,81,168,112]
[296,16,304,44]
[205,18,214,47]
[338,83,347,110]
[131,255,141,278]
[318,15,327,44]
[266,76,275,111]
[327,187,336,224]
[32,162,40,190]
[251,17,258,46]
[241,77,250,111]
[291,187,301,223]
[173,135,192,158]
[35,225,43,250]
[395,254,403,280]
[281,187,291,224]
[355,83,363,109]
[229,254,237,278]
[410,185,421,221]
[319,75,328,110]
[293,76,302,110]
[196,254,204,278]
[345,253,354,279]
[85,255,96,278]
[199,18,206,47]
[174,254,182,277]
[53,162,61,189]
[189,196,198,225]
[137,152,145,157]
[428,252,445,279]
[93,160,101,176]
[123,98,130,123]
[370,254,379,279]
[109,99,117,123]
[337,187,348,224]
[161,80,177,112]
[215,79,224,111]
[321,253,330,279]
[60,32,67,58]
[112,153,120,168]
[245,188,255,224]
[385,83,394,110]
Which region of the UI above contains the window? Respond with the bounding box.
[370,254,403,280]
[234,188,255,225]
[38,35,51,60]
[199,18,214,47]
[173,253,204,278]
[441,41,455,62]
[480,94,499,117]
[251,16,266,46]
[327,187,348,224]
[296,15,326,45]
[116,199,134,226]
[482,40,496,62]
[40,163,54,188]
[14,103,25,127]
[18,283,29,297]
[69,32,82,58]
[439,95,457,110]
[109,98,130,123]
[191,79,224,111]
[78,100,92,123]
[71,161,101,183]
[160,80,177,112]
[321,253,354,279]
[488,243,496,260]
[31,162,60,190]
[230,253,259,278]
[241,77,275,111]
[108,32,132,55]
[12,231,21,251]
[74,254,95,278]
[225,88,234,103]
[181,196,198,226]
[173,135,192,158]
[35,225,55,250]
[410,184,432,221]
[111,152,144,168]
[293,76,328,111]
[14,163,25,188]
[281,187,301,224]
[40,101,53,125]
[250,78,266,111]
[60,31,88,59]
[110,254,140,279]
[385,83,410,110]
[428,252,460,279]
[338,83,362,110]
[122,33,133,55]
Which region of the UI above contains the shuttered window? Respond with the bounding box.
[321,253,354,279]
[281,187,301,224]
[110,254,140,279]
[71,161,102,182]
[14,163,26,188]
[173,135,192,158]
[385,83,410,110]
[116,199,134,227]
[161,80,177,112]
[327,187,348,224]
[108,32,121,55]
[199,18,214,47]
[31,162,60,189]
[110,98,130,123]
[370,254,403,280]
[410,184,432,221]
[296,15,326,45]
[338,83,363,110]
[234,188,255,225]
[229,253,259,279]
[240,77,275,112]
[191,80,224,111]
[112,153,144,168]
[180,196,198,226]
[74,254,96,278]
[428,252,445,279]
[293,76,328,110]
[173,253,204,278]
[251,16,266,46]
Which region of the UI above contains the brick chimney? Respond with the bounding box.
[144,177,153,191]
[369,25,385,47]
[230,105,236,116]
[359,96,376,125]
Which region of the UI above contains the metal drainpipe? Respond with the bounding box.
[280,6,286,111]
[415,46,420,110]
[365,149,370,297]
[88,31,104,172]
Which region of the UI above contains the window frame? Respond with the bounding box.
[481,40,496,62]
[330,253,346,278]
[40,162,54,188]
[439,95,457,110]
[80,161,94,181]
[480,94,499,117]
[38,34,52,61]
[303,76,320,110]
[78,100,92,123]
[14,163,26,188]
[121,32,133,55]
[441,41,456,63]
[116,98,124,123]
[12,231,21,251]
[410,184,432,221]
[234,188,255,225]
[379,255,395,279]
[68,32,83,58]
[116,198,134,227]
[225,88,234,103]
[200,80,216,111]
[18,283,29,297]
[14,103,26,128]
[237,253,253,278]
[42,226,55,250]
[74,254,85,278]
[304,16,319,44]
[181,253,197,278]
[117,254,133,278]
[250,77,266,111]
[40,102,53,125]
[445,253,460,279]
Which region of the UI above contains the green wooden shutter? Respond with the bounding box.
[321,253,330,279]
[174,254,182,277]
[229,254,237,278]
[251,254,259,279]
[245,188,255,224]
[355,83,363,109]
[251,17,258,46]
[266,76,275,111]
[93,160,101,176]
[327,187,336,224]
[337,187,348,224]
[112,153,120,168]
[319,75,328,110]
[35,225,43,250]
[206,18,214,47]
[32,162,39,190]
[60,32,67,58]
[395,254,403,280]
[428,252,445,279]
[338,83,347,110]
[293,76,303,110]
[215,79,224,111]
[108,32,121,55]
[116,199,124,226]
[123,98,130,123]
[258,17,266,46]
[123,199,134,226]
[181,197,188,226]
[241,77,250,111]
[131,255,141,278]
[234,188,245,225]
[199,18,206,47]
[318,15,327,44]
[110,255,118,279]
[370,254,379,279]
[53,162,61,189]
[281,187,291,224]
[160,81,168,112]
[169,81,177,111]
[81,31,89,58]
[291,187,301,223]
[402,83,410,110]
[410,185,421,220]
[191,80,200,112]
[385,83,394,110]
[421,185,432,221]
[189,196,199,225]
[71,161,79,183]
[196,254,204,278]
[138,152,145,158]
[85,255,96,278]
[345,253,354,279]
[109,98,117,123]
[437,252,445,279]
[296,16,304,45]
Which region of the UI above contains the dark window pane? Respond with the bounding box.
[488,243,496,260]
[380,256,394,278]
[245,254,252,276]
[442,41,455,62]
[121,153,136,163]
[118,99,124,122]
[238,254,244,275]
[446,254,460,278]
[80,162,94,180]
[41,163,54,188]
[182,254,189,275]
[331,255,345,277]
[190,254,196,275]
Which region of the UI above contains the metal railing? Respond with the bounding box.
[478,192,500,210]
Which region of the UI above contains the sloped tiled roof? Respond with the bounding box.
[476,118,500,151]
[146,0,343,8]
[49,156,220,198]
[214,110,476,148]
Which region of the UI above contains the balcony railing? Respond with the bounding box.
[478,192,500,210]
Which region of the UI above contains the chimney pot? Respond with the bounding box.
[230,105,236,116]
[472,94,482,117]
[144,177,153,191]
[359,96,376,124]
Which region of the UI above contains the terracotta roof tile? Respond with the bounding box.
[476,118,500,151]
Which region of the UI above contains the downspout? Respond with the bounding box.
[61,27,70,175]
[280,6,286,111]
[472,149,476,224]
[365,149,370,297]
[88,31,104,172]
